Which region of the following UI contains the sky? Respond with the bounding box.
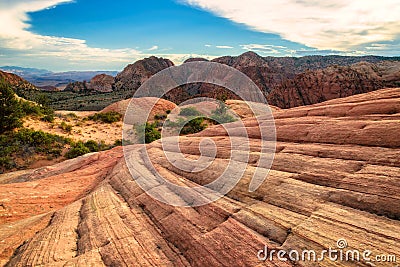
[0,0,399,71]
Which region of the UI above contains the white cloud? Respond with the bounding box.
[0,1,217,70]
[204,44,212,47]
[148,45,159,51]
[240,44,287,54]
[181,0,400,50]
[0,0,146,69]
[215,45,234,49]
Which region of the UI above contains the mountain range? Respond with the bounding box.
[0,66,118,90]
[2,52,400,109]
[66,52,400,108]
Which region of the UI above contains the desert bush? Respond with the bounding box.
[65,139,111,159]
[0,128,71,172]
[145,122,161,143]
[41,114,55,123]
[0,156,15,170]
[210,102,236,124]
[179,107,202,117]
[19,100,42,116]
[180,117,207,135]
[87,111,122,123]
[154,113,167,120]
[84,140,99,152]
[135,122,161,143]
[66,112,78,119]
[0,80,23,134]
[65,141,90,159]
[59,122,73,133]
[114,139,123,146]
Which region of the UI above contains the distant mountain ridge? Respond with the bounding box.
[268,61,400,108]
[5,52,400,110]
[0,66,118,90]
[0,70,37,91]
[57,52,400,109]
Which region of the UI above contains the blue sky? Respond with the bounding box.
[28,0,304,55]
[0,0,399,71]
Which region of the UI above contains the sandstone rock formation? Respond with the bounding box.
[211,52,400,96]
[1,88,399,266]
[87,74,115,92]
[101,97,177,119]
[62,53,400,111]
[0,70,37,91]
[114,56,174,92]
[267,61,400,108]
[65,74,115,92]
[64,81,87,92]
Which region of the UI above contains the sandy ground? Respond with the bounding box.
[23,100,274,146]
[23,112,123,145]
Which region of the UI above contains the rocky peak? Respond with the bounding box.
[87,74,115,92]
[114,56,174,92]
[267,61,400,108]
[0,70,37,91]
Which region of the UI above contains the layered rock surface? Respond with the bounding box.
[268,61,400,108]
[1,88,399,266]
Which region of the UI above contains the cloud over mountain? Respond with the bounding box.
[181,0,400,51]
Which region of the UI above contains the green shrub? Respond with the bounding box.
[114,139,123,146]
[66,112,78,119]
[87,111,122,123]
[135,122,161,144]
[210,102,236,124]
[145,122,161,143]
[0,80,23,134]
[0,156,15,170]
[41,114,55,123]
[13,128,71,147]
[0,128,71,172]
[18,94,55,119]
[179,107,202,117]
[84,140,99,152]
[59,122,73,133]
[165,117,186,128]
[19,100,42,116]
[180,117,207,135]
[65,141,90,159]
[154,113,167,120]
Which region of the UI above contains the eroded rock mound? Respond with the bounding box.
[0,71,37,91]
[65,73,115,92]
[1,88,400,266]
[87,74,115,92]
[101,97,177,119]
[268,61,400,108]
[114,56,174,92]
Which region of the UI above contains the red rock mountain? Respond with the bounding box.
[0,70,37,91]
[87,74,114,92]
[64,73,115,92]
[63,53,400,109]
[114,56,174,92]
[268,61,400,108]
